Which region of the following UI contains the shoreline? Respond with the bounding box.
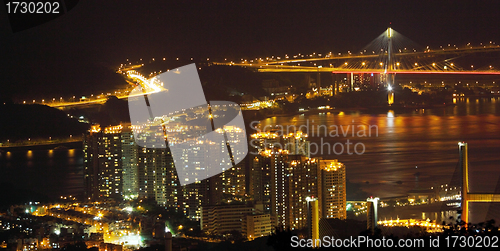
[243,103,457,123]
[0,140,83,150]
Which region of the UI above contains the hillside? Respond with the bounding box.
[0,104,89,142]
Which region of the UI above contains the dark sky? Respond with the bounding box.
[1,0,500,99]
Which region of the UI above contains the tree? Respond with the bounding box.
[61,242,88,251]
[266,227,300,251]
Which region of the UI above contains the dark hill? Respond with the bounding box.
[0,104,89,142]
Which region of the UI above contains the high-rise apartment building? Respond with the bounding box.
[121,129,138,199]
[83,124,180,209]
[249,131,347,230]
[319,159,346,220]
[250,153,272,212]
[83,125,125,200]
[270,149,290,228]
[250,130,310,157]
[250,131,310,216]
[84,121,248,221]
[220,162,246,199]
[286,155,319,230]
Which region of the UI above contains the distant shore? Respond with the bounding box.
[243,103,457,124]
[0,140,82,150]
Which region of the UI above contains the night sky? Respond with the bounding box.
[1,0,500,99]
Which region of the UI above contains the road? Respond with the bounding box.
[46,70,163,108]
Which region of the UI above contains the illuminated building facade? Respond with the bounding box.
[243,213,273,240]
[121,130,138,199]
[182,180,209,220]
[84,124,181,209]
[250,131,310,217]
[144,104,248,220]
[249,131,347,230]
[269,149,289,228]
[136,147,179,207]
[287,155,319,230]
[319,159,346,219]
[250,131,310,157]
[306,197,319,246]
[258,151,319,230]
[285,131,311,158]
[250,153,272,212]
[201,203,269,236]
[83,125,125,200]
[205,160,247,206]
[220,161,246,200]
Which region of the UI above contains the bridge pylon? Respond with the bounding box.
[458,142,500,226]
[386,27,395,88]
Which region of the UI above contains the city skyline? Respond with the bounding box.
[2,1,500,250]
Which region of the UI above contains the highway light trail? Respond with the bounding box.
[126,71,163,93]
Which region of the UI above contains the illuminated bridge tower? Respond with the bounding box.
[387,27,394,85]
[458,142,469,225]
[459,142,500,225]
[386,27,395,105]
[366,197,379,233]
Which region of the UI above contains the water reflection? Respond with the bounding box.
[0,147,83,199]
[258,98,500,200]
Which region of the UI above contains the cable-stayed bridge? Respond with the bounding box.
[215,28,500,77]
[42,28,500,109]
